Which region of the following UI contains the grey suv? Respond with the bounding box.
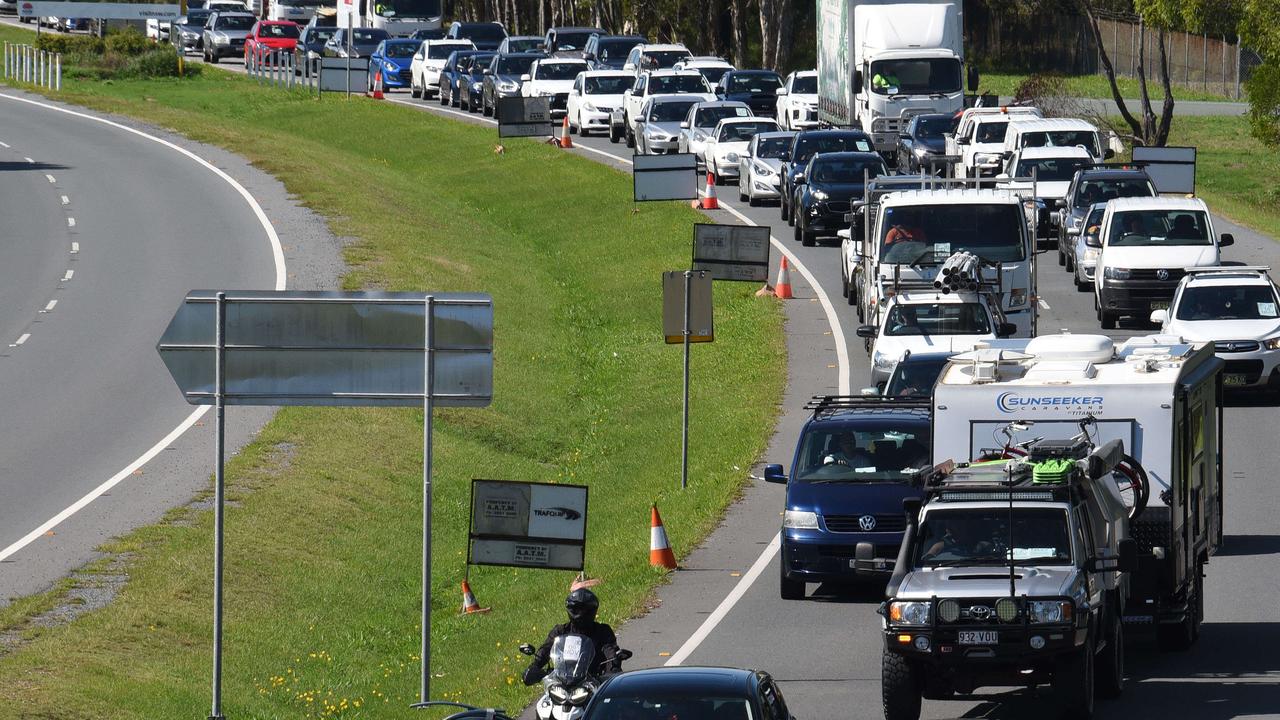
[202,11,255,63]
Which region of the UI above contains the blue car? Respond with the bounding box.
[368,38,422,92]
[764,396,932,600]
[438,49,483,106]
[714,69,785,116]
[458,52,495,112]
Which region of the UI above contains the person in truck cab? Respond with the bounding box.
[872,69,899,91]
[885,221,927,246]
[921,515,1000,561]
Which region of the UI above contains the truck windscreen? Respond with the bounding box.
[794,424,930,483]
[375,0,441,19]
[879,204,1027,264]
[869,58,961,95]
[916,507,1072,566]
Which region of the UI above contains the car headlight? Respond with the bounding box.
[1028,600,1073,624]
[1070,214,1084,229]
[811,189,829,201]
[974,152,1001,165]
[1263,338,1280,350]
[547,684,568,703]
[646,130,667,141]
[213,32,228,43]
[693,130,706,141]
[1009,288,1029,308]
[725,152,739,162]
[498,80,518,92]
[753,162,774,176]
[783,510,818,529]
[1083,248,1100,264]
[873,352,894,369]
[384,61,398,73]
[1104,266,1131,280]
[888,601,932,626]
[568,686,592,705]
[583,102,597,112]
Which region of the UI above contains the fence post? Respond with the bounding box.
[1129,22,1136,77]
[1203,33,1208,92]
[1235,40,1241,100]
[55,52,60,91]
[1221,35,1227,95]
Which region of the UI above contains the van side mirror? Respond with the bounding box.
[856,325,877,338]
[775,87,787,96]
[763,464,787,484]
[1220,233,1235,247]
[967,66,979,92]
[853,69,863,94]
[520,73,530,81]
[1149,308,1168,325]
[996,322,1017,338]
[1104,148,1116,160]
[679,121,689,129]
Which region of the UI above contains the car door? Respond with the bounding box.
[626,74,646,124]
[567,74,582,120]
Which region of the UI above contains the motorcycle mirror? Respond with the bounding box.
[518,643,535,656]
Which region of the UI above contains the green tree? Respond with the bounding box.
[1241,0,1280,145]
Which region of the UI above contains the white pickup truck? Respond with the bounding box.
[944,106,1042,178]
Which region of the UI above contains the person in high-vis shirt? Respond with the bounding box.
[872,69,900,91]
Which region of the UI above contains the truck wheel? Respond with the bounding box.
[1096,608,1125,699]
[1053,640,1095,718]
[779,561,804,600]
[881,650,922,720]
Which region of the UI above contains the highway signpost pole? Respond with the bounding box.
[681,271,691,490]
[210,291,226,720]
[420,296,435,705]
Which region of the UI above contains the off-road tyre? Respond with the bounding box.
[881,650,922,720]
[1096,606,1125,699]
[1053,639,1095,718]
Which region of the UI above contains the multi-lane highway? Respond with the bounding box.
[0,90,340,605]
[368,89,1280,718]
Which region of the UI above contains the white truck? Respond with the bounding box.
[335,0,442,36]
[931,332,1223,652]
[816,0,976,162]
[842,181,1039,337]
[266,0,334,24]
[944,106,1042,178]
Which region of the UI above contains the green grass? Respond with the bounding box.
[0,25,786,719]
[1164,115,1280,240]
[979,71,1241,102]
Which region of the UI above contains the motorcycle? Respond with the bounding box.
[519,634,631,720]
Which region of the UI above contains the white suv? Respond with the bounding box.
[1152,266,1280,395]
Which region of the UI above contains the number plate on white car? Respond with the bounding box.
[958,631,998,645]
[1224,374,1249,386]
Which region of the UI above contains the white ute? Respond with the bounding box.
[566,70,633,135]
[521,58,591,119]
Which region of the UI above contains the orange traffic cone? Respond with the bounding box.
[774,256,794,299]
[701,172,719,210]
[559,116,574,148]
[371,69,385,100]
[649,505,677,570]
[460,580,491,614]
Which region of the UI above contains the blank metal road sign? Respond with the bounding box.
[497,96,552,138]
[692,223,771,282]
[662,271,713,344]
[156,290,493,407]
[633,153,698,202]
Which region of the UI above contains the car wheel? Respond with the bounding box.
[1096,607,1125,699]
[748,195,760,207]
[483,97,493,116]
[738,184,747,202]
[780,197,790,223]
[779,560,804,600]
[626,127,635,149]
[411,83,421,98]
[1075,272,1090,292]
[1058,247,1066,266]
[881,650,922,720]
[801,228,815,247]
[1066,253,1075,272]
[1052,638,1095,718]
[609,122,620,143]
[1100,309,1117,330]
[439,88,447,106]
[576,113,587,136]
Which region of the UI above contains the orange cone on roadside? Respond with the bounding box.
[774,256,794,299]
[460,580,491,614]
[559,116,574,148]
[649,505,677,570]
[371,70,385,100]
[701,172,719,210]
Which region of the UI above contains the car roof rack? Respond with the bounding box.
[804,395,931,418]
[922,437,1125,502]
[1079,162,1151,171]
[1183,265,1270,276]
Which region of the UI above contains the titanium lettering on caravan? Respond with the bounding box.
[997,392,1105,415]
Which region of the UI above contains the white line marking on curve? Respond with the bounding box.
[62,269,74,281]
[61,194,69,205]
[11,333,31,346]
[0,141,10,148]
[1038,298,1051,310]
[70,241,79,254]
[24,156,34,163]
[665,533,781,666]
[0,91,287,564]
[45,173,55,183]
[67,217,75,228]
[41,299,57,312]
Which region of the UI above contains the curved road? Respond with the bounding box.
[0,93,280,602]
[379,91,1280,718]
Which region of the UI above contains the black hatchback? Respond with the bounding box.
[583,667,795,720]
[793,151,887,246]
[715,69,784,116]
[779,129,874,226]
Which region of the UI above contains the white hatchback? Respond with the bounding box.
[566,70,633,135]
[704,116,780,183]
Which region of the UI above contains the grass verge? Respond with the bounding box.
[979,71,1241,103]
[0,25,786,719]
[1163,115,1280,240]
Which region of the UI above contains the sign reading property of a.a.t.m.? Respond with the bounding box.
[468,480,588,570]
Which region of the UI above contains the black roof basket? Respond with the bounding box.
[804,395,931,418]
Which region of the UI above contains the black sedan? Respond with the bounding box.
[583,667,794,720]
[438,50,482,106]
[793,151,887,246]
[896,112,956,175]
[481,51,544,117]
[779,128,874,226]
[293,24,336,75]
[458,52,495,112]
[715,69,784,116]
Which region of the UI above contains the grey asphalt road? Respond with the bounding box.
[379,90,1280,719]
[0,89,344,604]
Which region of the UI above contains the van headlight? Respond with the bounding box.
[888,601,932,626]
[1009,288,1028,308]
[1104,266,1131,280]
[1028,600,1073,624]
[783,510,819,529]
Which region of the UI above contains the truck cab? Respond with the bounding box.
[880,438,1137,719]
[1093,196,1234,329]
[764,396,932,600]
[945,106,1042,178]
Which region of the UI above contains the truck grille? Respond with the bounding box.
[823,514,907,533]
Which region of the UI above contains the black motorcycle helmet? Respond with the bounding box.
[566,588,599,624]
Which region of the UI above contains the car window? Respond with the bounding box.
[649,74,708,94]
[1176,284,1279,321]
[791,74,816,94]
[496,56,536,74]
[353,29,388,43]
[536,62,586,80]
[728,72,782,94]
[551,30,595,51]
[1020,129,1100,157]
[585,75,631,94]
[1013,157,1092,182]
[1074,178,1154,206]
[884,357,951,397]
[649,101,697,122]
[917,507,1072,566]
[260,23,299,39]
[1108,210,1211,247]
[754,136,791,159]
[718,121,779,142]
[794,423,931,482]
[216,15,254,30]
[811,157,884,183]
[695,105,749,128]
[974,119,1008,143]
[793,133,873,161]
[879,203,1027,264]
[884,302,991,337]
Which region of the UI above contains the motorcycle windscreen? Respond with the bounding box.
[550,634,595,684]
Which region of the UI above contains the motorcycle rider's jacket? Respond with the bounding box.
[522,620,621,686]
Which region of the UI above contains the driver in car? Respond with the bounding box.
[823,432,874,468]
[923,516,1000,561]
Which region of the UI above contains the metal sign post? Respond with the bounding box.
[662,272,712,489]
[158,290,493,716]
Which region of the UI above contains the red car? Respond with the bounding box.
[244,20,301,64]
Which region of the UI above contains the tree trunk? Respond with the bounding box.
[759,0,776,69]
[729,0,748,68]
[1137,16,1157,144]
[1154,27,1175,146]
[774,0,793,71]
[1077,0,1144,143]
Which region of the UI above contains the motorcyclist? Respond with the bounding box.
[522,589,622,686]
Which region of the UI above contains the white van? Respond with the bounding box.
[1002,117,1112,164]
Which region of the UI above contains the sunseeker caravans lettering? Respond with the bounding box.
[997,392,1104,414]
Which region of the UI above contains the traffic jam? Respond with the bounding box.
[132,0,1269,718]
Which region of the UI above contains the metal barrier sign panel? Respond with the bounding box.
[692,223,771,282]
[662,271,714,344]
[496,96,552,138]
[320,57,368,93]
[1132,146,1196,195]
[157,290,493,407]
[20,1,179,19]
[633,153,697,202]
[468,480,588,570]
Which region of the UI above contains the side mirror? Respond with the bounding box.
[853,69,863,93]
[1104,148,1116,160]
[996,322,1017,338]
[1149,308,1169,325]
[584,52,595,60]
[763,463,787,484]
[794,172,806,184]
[520,73,530,81]
[775,87,787,96]
[956,137,969,145]
[518,643,535,656]
[967,65,979,92]
[860,386,879,396]
[679,121,689,129]
[1067,226,1081,236]
[1220,233,1235,247]
[1054,198,1068,208]
[856,325,877,338]
[483,68,492,74]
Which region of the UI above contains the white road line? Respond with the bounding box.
[11,333,31,346]
[70,241,79,254]
[1038,298,1051,310]
[67,217,76,228]
[0,92,287,563]
[62,269,74,281]
[45,173,55,183]
[61,195,69,205]
[24,156,34,163]
[0,141,9,147]
[665,532,780,666]
[41,300,57,312]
